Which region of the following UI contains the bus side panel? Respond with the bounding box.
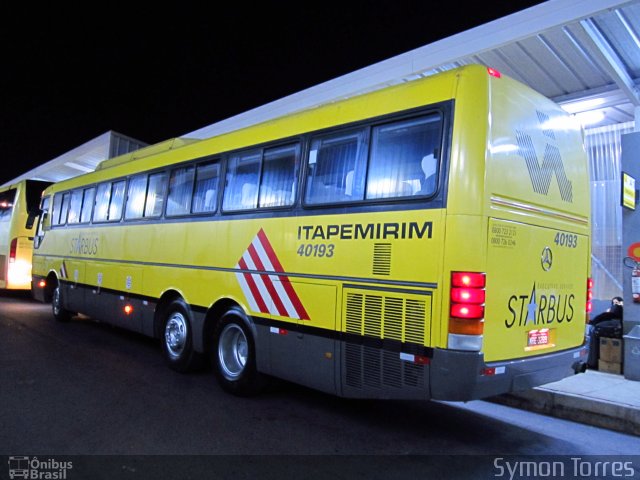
[266,281,337,395]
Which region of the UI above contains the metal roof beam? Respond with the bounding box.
[579,17,640,106]
[554,84,629,107]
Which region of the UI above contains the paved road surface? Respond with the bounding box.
[1,291,638,478]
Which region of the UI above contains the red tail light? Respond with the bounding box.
[449,272,486,335]
[451,272,486,288]
[451,287,486,304]
[9,238,17,263]
[451,303,484,319]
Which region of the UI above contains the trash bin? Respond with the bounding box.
[624,325,640,381]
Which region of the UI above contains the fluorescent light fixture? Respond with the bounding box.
[574,110,605,126]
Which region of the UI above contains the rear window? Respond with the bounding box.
[0,189,16,222]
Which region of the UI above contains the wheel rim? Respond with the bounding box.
[53,286,61,315]
[218,323,248,380]
[164,312,188,360]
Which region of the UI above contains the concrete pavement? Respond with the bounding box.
[492,369,640,436]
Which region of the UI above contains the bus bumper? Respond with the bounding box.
[429,345,589,401]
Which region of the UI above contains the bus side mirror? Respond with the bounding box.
[26,208,42,229]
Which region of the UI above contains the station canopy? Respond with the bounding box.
[2,131,146,187]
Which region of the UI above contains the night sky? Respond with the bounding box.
[0,1,545,185]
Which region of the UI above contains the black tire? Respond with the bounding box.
[52,282,72,322]
[160,299,201,373]
[211,307,266,396]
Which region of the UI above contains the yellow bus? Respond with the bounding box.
[31,65,591,400]
[0,179,51,289]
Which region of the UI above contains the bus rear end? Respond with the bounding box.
[431,66,590,400]
[0,180,51,290]
[0,187,27,290]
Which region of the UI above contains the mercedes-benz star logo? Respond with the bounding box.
[541,247,553,271]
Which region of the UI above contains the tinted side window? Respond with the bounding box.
[192,161,219,214]
[259,145,299,207]
[125,175,148,219]
[145,172,167,217]
[67,190,83,224]
[167,166,195,216]
[93,183,111,222]
[304,130,367,204]
[366,115,442,199]
[223,150,261,211]
[59,193,71,225]
[51,193,63,225]
[108,181,126,221]
[80,187,95,223]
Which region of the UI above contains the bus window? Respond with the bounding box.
[304,130,367,204]
[223,150,261,211]
[51,193,62,225]
[145,172,167,217]
[80,187,95,223]
[93,183,112,222]
[259,144,299,208]
[67,190,83,224]
[125,175,148,219]
[0,189,16,222]
[108,181,126,221]
[167,166,195,216]
[34,196,50,249]
[59,193,71,225]
[366,115,441,199]
[192,161,219,214]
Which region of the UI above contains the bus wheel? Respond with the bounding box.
[52,283,72,322]
[161,299,199,373]
[212,308,265,396]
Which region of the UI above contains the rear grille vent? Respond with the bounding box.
[343,287,431,392]
[344,291,427,344]
[345,343,425,389]
[405,299,426,344]
[0,255,6,281]
[372,243,391,275]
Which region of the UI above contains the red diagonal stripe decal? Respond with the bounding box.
[256,229,310,320]
[238,257,269,314]
[247,243,288,317]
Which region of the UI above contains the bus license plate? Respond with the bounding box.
[527,329,550,347]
